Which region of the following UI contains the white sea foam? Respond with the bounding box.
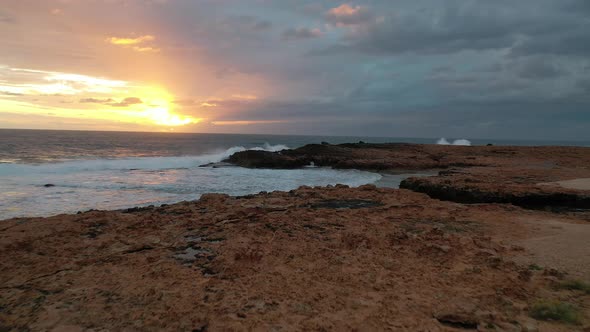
[436,138,471,146]
[0,143,288,176]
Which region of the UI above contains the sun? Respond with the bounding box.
[144,106,195,126]
[134,88,200,127]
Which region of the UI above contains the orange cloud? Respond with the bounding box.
[107,35,160,52]
[108,35,155,46]
[326,4,374,26]
[133,46,160,53]
[231,94,258,100]
[329,4,361,16]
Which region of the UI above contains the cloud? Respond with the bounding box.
[325,4,374,26]
[518,58,565,79]
[510,30,590,57]
[79,97,143,107]
[3,0,590,139]
[0,11,16,24]
[0,67,128,96]
[107,35,160,52]
[107,35,155,45]
[0,90,24,96]
[231,16,272,31]
[132,46,160,53]
[253,20,272,31]
[109,97,143,107]
[79,97,114,103]
[231,94,258,100]
[282,27,322,41]
[173,99,219,108]
[315,2,585,57]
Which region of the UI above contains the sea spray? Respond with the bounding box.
[436,138,472,146]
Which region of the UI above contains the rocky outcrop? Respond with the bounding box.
[227,142,590,171]
[227,143,590,212]
[400,176,590,209]
[227,150,310,168]
[226,143,485,170]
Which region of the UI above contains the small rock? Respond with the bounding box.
[435,313,478,329]
[520,318,539,332]
[43,183,56,187]
[436,245,451,253]
[358,184,377,191]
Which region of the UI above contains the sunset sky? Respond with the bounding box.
[1,0,589,139]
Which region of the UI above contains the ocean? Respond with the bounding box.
[1,129,588,220]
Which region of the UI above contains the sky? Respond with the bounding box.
[0,0,589,139]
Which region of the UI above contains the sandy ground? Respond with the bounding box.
[550,178,590,191]
[511,217,590,280]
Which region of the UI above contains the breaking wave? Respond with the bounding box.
[436,138,472,146]
[0,143,289,175]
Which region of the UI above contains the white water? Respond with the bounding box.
[436,138,472,146]
[0,144,382,219]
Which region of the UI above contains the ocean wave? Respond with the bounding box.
[0,143,289,175]
[436,138,472,146]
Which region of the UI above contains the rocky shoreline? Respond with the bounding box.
[1,142,590,330]
[227,143,590,215]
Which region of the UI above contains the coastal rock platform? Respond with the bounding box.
[228,143,590,214]
[1,186,589,330]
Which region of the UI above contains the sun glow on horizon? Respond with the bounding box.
[144,106,197,126]
[131,87,201,127]
[0,66,200,130]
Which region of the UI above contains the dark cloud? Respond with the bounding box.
[79,98,115,104]
[79,97,142,107]
[109,97,143,107]
[231,15,272,31]
[0,91,23,96]
[253,20,272,31]
[510,30,590,57]
[282,27,322,41]
[3,0,590,139]
[0,11,16,24]
[315,2,582,56]
[518,58,565,79]
[576,80,590,94]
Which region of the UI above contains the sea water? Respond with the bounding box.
[1,129,588,220]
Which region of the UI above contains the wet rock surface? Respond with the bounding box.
[1,186,589,330]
